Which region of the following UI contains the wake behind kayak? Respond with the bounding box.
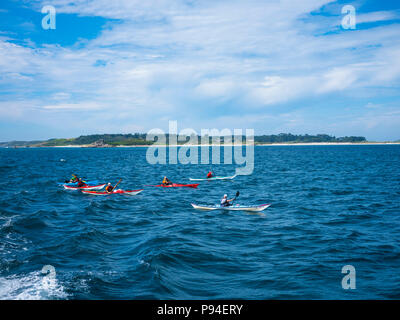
[189,174,237,181]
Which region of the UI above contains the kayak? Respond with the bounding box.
[189,174,237,181]
[81,189,143,196]
[63,183,106,191]
[58,180,99,186]
[191,203,271,212]
[154,183,199,188]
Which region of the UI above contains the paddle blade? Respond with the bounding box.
[112,179,122,192]
[236,191,240,197]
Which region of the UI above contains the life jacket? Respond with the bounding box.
[207,172,213,178]
[106,185,113,192]
[221,198,229,207]
[77,180,85,187]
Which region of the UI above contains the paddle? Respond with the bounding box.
[230,191,240,204]
[112,179,122,192]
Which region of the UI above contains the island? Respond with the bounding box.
[1,133,393,148]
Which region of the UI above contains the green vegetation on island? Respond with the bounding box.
[255,133,366,144]
[0,133,371,148]
[40,134,152,147]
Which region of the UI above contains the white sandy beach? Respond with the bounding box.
[46,142,400,148]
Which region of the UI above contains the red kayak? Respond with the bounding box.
[81,189,143,195]
[152,183,199,188]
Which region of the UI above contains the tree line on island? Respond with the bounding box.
[255,133,366,143]
[0,133,368,147]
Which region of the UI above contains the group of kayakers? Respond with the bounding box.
[66,175,117,193]
[161,171,233,207]
[67,170,234,205]
[65,174,87,188]
[161,171,214,185]
[161,170,214,186]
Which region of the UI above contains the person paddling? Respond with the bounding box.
[162,176,172,186]
[77,178,87,188]
[221,194,234,207]
[65,174,79,183]
[106,179,122,193]
[206,171,214,179]
[105,183,113,193]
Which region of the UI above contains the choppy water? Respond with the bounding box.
[0,145,399,299]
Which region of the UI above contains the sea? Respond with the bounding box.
[0,145,399,299]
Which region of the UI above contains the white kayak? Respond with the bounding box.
[191,203,271,212]
[189,174,237,181]
[63,183,106,191]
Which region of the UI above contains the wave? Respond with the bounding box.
[0,271,68,300]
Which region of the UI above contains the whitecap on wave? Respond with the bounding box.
[0,271,68,300]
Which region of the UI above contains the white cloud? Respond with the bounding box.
[249,76,316,106]
[51,92,72,101]
[195,79,238,99]
[318,67,358,93]
[357,11,399,24]
[0,0,399,139]
[41,102,103,110]
[365,102,381,109]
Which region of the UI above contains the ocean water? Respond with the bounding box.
[0,145,399,299]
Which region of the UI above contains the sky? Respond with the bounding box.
[0,0,400,141]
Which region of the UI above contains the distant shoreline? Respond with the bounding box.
[256,142,400,146]
[0,133,380,148]
[5,142,400,148]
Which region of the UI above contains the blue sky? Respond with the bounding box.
[0,0,400,141]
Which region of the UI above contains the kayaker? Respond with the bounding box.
[221,194,234,207]
[105,183,113,193]
[207,171,214,178]
[77,178,87,188]
[78,178,87,188]
[65,174,79,183]
[162,176,172,186]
